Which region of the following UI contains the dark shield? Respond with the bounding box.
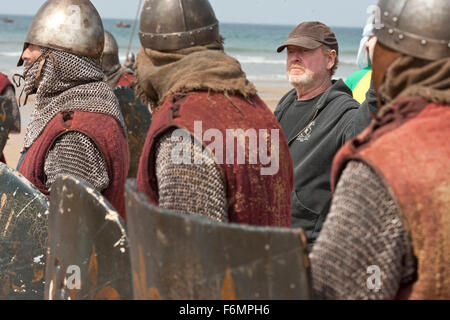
[0,97,12,154]
[0,163,49,300]
[125,179,312,300]
[114,87,152,178]
[45,175,132,300]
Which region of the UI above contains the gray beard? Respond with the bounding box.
[287,71,314,90]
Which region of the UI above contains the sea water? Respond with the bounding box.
[0,15,362,86]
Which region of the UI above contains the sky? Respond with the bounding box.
[1,0,377,28]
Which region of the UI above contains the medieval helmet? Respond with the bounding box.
[374,0,450,61]
[138,0,219,51]
[101,31,120,72]
[17,0,105,66]
[126,52,136,64]
[103,31,119,56]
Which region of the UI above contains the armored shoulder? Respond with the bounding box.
[44,131,109,192]
[154,128,228,223]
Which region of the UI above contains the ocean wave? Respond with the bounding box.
[339,58,357,66]
[247,74,287,81]
[0,51,22,57]
[235,55,357,66]
[234,55,286,65]
[0,50,355,71]
[226,47,275,54]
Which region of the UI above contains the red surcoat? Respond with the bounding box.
[19,111,129,220]
[137,92,293,227]
[332,96,450,299]
[116,73,135,89]
[0,73,12,94]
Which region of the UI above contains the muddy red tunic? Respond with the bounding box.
[0,73,12,94]
[19,111,129,220]
[116,73,135,89]
[331,96,450,299]
[137,92,293,227]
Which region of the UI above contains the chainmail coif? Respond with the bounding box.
[22,48,126,149]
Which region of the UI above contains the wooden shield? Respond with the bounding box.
[45,175,132,300]
[114,87,152,178]
[125,179,312,300]
[0,163,49,300]
[0,96,12,154]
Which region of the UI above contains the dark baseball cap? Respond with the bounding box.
[277,21,339,55]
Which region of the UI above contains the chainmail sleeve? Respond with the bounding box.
[155,128,228,223]
[310,161,417,300]
[44,131,109,191]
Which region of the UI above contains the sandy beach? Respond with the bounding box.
[1,70,290,169]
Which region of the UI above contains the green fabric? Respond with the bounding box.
[352,70,372,104]
[345,66,371,91]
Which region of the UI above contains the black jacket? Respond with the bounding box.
[274,79,376,250]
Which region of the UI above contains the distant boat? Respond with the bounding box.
[115,22,131,28]
[2,18,14,23]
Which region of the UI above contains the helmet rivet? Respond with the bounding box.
[177,34,182,38]
[421,40,427,45]
[190,42,195,46]
[384,11,389,17]
[398,34,404,40]
[393,17,398,23]
[448,43,450,48]
[388,29,394,35]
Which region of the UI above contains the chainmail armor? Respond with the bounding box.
[22,48,126,149]
[310,161,417,299]
[44,131,109,191]
[155,129,228,223]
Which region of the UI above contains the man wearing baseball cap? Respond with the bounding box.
[274,21,373,250]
